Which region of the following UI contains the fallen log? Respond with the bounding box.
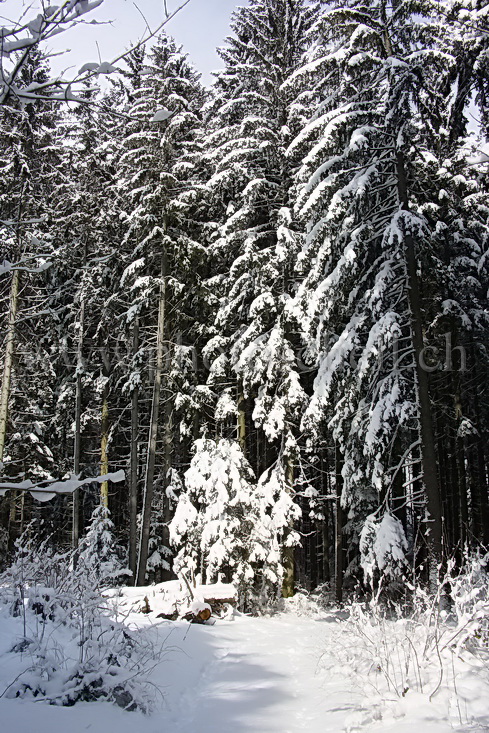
[200,588,237,616]
[157,600,212,624]
[181,605,212,624]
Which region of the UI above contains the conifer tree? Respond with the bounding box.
[0,51,66,542]
[203,0,318,595]
[287,0,459,586]
[111,34,207,584]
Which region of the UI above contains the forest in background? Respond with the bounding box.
[1,0,488,608]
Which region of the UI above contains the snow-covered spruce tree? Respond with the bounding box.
[287,0,459,588]
[169,438,298,608]
[373,3,489,556]
[169,438,257,591]
[0,50,68,544]
[202,0,318,596]
[111,34,207,584]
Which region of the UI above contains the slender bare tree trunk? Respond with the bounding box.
[0,270,20,540]
[334,445,344,604]
[136,247,167,586]
[72,299,84,548]
[100,383,109,508]
[129,318,139,583]
[99,345,111,508]
[0,269,20,463]
[162,380,173,581]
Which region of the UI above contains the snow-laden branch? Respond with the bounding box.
[0,0,191,106]
[0,259,52,275]
[0,469,125,502]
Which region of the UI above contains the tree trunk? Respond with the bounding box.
[397,151,443,576]
[2,273,19,543]
[72,299,84,548]
[282,456,295,598]
[129,318,139,583]
[100,377,110,508]
[334,445,344,604]
[136,247,167,586]
[162,378,173,582]
[452,382,468,550]
[471,391,489,546]
[0,268,20,463]
[98,341,112,509]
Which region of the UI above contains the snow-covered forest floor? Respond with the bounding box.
[1,582,488,733]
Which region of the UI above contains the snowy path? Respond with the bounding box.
[0,612,360,733]
[1,610,475,733]
[165,614,359,733]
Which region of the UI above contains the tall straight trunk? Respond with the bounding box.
[8,489,17,529]
[475,441,489,546]
[73,240,87,546]
[436,427,449,544]
[282,456,295,598]
[334,445,344,604]
[72,299,85,548]
[162,380,173,582]
[397,151,443,573]
[308,517,318,588]
[0,270,20,543]
[99,345,111,508]
[449,434,460,551]
[19,489,25,535]
[0,269,20,463]
[136,247,167,586]
[321,449,333,585]
[100,383,109,508]
[129,318,139,583]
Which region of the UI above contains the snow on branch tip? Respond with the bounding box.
[0,469,125,502]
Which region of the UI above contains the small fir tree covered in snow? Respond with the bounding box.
[170,439,258,592]
[170,438,300,607]
[77,505,126,588]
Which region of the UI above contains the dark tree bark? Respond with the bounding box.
[397,151,443,576]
